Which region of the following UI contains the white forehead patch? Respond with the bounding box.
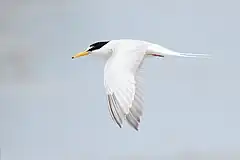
[86,46,93,51]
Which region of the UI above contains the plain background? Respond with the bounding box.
[0,0,240,159]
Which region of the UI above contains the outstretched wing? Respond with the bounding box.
[104,44,147,130]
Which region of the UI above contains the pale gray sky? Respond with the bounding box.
[0,0,240,159]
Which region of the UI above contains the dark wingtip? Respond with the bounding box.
[135,125,140,131]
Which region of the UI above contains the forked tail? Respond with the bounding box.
[147,43,211,59]
[177,52,211,59]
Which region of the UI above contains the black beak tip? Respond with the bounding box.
[72,57,74,59]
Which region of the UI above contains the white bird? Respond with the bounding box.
[72,39,209,131]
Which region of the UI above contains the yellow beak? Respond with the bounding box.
[72,51,89,59]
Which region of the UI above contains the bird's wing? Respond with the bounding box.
[104,44,147,130]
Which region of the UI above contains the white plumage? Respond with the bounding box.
[72,39,210,131]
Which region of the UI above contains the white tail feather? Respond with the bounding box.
[178,52,211,59]
[147,43,211,59]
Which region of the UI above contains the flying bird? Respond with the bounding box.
[72,39,209,131]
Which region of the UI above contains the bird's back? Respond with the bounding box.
[108,39,150,56]
[104,39,149,77]
[111,39,149,46]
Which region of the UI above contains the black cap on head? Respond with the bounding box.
[87,41,110,52]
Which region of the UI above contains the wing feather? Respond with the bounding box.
[107,94,124,128]
[104,43,147,130]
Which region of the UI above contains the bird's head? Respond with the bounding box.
[72,41,111,59]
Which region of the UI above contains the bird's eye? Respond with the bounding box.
[86,46,93,51]
[87,46,95,52]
